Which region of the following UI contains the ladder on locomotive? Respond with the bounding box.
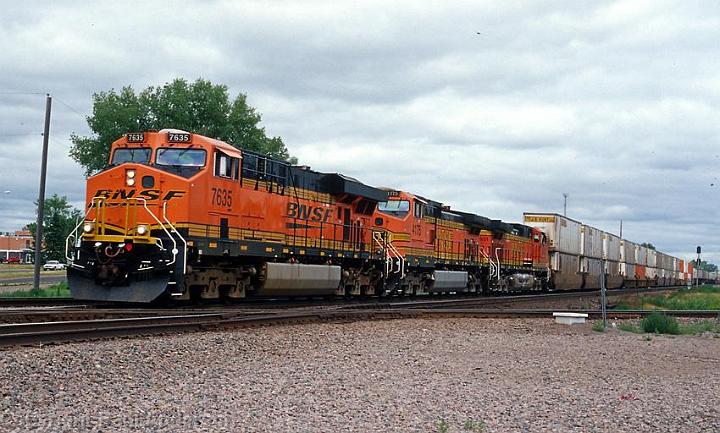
[372,231,405,280]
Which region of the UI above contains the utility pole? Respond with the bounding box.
[695,246,701,287]
[563,193,568,216]
[32,94,51,292]
[600,267,607,328]
[619,219,623,238]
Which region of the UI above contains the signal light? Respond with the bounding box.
[124,243,133,252]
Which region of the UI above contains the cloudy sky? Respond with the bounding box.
[1,0,718,264]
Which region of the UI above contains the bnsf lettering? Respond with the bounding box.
[93,189,184,202]
[287,202,332,223]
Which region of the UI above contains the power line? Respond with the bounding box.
[54,97,87,120]
[0,132,42,137]
[0,91,46,95]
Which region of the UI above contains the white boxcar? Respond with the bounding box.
[636,245,648,266]
[620,240,636,264]
[602,232,621,261]
[523,213,581,255]
[580,225,603,259]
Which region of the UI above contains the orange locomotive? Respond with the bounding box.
[66,130,549,303]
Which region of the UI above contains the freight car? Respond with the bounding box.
[65,130,688,303]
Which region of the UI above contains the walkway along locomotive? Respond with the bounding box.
[65,130,690,303]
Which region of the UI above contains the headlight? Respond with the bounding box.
[82,222,94,233]
[126,169,136,186]
[136,224,149,236]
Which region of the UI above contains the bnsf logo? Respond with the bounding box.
[287,202,332,222]
[93,189,186,201]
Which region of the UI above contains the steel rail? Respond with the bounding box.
[1,305,718,348]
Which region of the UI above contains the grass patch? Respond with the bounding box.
[0,270,65,279]
[679,319,720,336]
[0,264,34,270]
[436,418,449,433]
[617,322,643,333]
[1,281,70,298]
[591,321,606,332]
[615,285,720,311]
[617,316,720,337]
[463,419,486,432]
[641,313,679,334]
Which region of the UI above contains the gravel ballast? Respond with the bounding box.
[2,318,719,432]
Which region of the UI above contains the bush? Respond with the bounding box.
[641,313,679,335]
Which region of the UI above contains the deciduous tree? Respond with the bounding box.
[70,78,294,175]
[27,194,82,262]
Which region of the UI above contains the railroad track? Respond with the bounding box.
[0,285,679,324]
[0,284,682,310]
[1,305,717,348]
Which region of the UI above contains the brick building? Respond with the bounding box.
[0,230,34,263]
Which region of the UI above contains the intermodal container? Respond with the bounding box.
[647,249,657,268]
[636,264,646,279]
[655,252,665,270]
[647,267,657,279]
[636,246,648,266]
[606,260,620,276]
[679,259,685,273]
[621,262,635,279]
[523,213,581,255]
[580,225,603,258]
[602,232,621,261]
[620,240,636,264]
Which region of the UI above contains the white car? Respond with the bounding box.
[43,260,66,271]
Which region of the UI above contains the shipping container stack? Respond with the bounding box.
[620,240,636,285]
[602,232,623,289]
[580,224,604,289]
[524,211,688,290]
[522,213,583,290]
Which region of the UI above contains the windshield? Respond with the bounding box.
[156,148,206,166]
[111,148,151,165]
[377,200,410,217]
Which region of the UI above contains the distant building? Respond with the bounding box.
[0,230,34,263]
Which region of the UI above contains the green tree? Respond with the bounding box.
[70,78,294,175]
[640,242,656,250]
[27,194,82,262]
[695,260,718,272]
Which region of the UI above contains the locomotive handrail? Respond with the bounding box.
[133,198,178,268]
[372,231,405,280]
[162,201,187,275]
[494,247,502,282]
[479,248,496,279]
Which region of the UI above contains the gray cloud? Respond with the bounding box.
[1,0,718,264]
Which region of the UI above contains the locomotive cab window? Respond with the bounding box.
[414,201,425,218]
[214,151,239,180]
[156,148,206,166]
[377,200,410,218]
[111,147,151,165]
[155,147,207,178]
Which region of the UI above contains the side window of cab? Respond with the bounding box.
[214,151,239,180]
